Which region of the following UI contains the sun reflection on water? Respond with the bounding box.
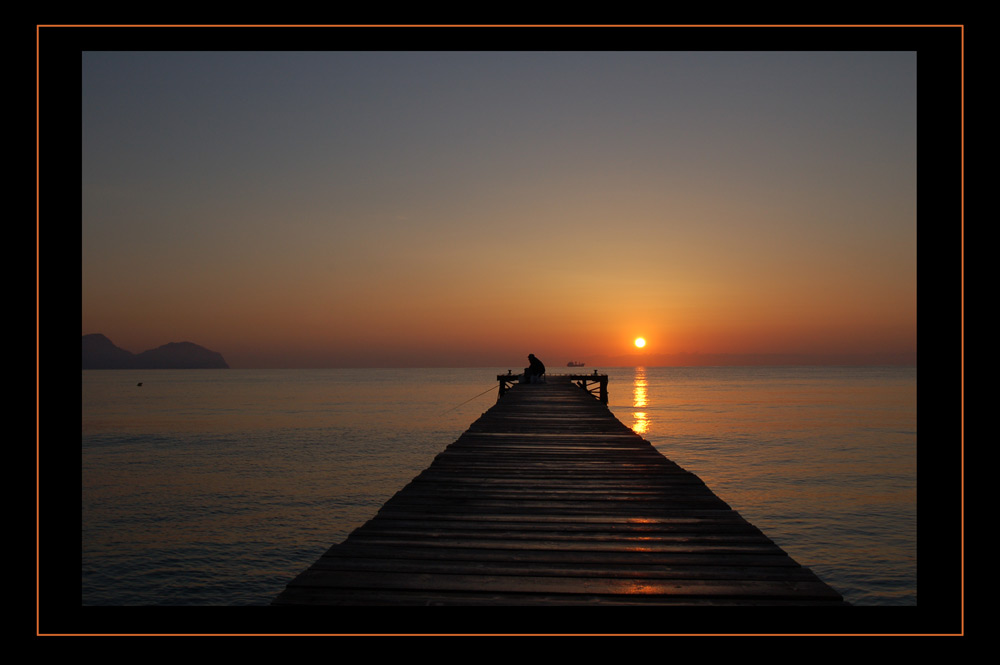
[632,366,649,434]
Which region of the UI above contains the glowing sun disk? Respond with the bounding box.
[634,337,646,348]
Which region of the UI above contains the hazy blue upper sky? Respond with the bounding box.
[81,50,917,367]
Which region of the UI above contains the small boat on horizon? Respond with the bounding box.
[566,361,585,367]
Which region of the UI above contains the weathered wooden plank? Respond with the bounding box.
[301,545,803,565]
[354,514,759,528]
[282,569,845,600]
[337,536,783,555]
[347,525,777,543]
[301,557,821,580]
[316,542,806,568]
[273,588,843,606]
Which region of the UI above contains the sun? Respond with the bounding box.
[634,337,646,349]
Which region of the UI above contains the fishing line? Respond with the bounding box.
[442,382,504,414]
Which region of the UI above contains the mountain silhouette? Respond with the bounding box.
[82,334,229,369]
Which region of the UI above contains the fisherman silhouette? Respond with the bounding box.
[523,354,546,384]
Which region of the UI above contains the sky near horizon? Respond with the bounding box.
[81,50,917,368]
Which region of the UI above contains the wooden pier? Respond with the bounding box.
[272,376,847,606]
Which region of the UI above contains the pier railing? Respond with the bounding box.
[497,371,608,403]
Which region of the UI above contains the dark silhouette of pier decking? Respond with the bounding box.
[272,378,847,606]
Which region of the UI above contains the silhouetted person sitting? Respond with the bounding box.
[523,353,546,384]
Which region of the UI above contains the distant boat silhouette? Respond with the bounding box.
[567,361,585,367]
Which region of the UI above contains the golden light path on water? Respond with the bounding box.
[631,366,649,434]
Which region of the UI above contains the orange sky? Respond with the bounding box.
[80,48,919,368]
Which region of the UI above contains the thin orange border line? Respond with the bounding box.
[960,20,966,640]
[34,23,968,28]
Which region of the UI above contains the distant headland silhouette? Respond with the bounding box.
[82,334,229,369]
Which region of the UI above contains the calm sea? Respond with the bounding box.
[80,366,916,609]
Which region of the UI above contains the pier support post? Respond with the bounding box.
[497,373,518,401]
